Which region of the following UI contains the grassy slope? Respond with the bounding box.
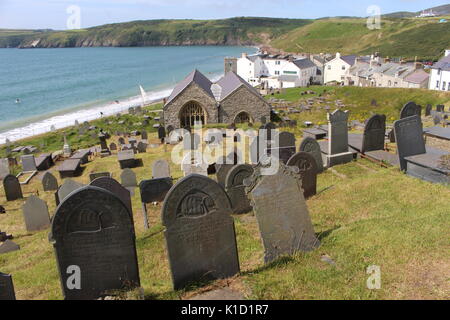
[0,86,449,300]
[271,17,450,60]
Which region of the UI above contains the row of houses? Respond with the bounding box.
[228,49,450,92]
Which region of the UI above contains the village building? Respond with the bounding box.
[428,50,450,91]
[163,70,271,129]
[236,53,317,89]
[323,53,358,84]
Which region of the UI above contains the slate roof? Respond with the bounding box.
[292,58,316,69]
[432,54,450,71]
[404,69,429,84]
[166,69,214,104]
[341,55,357,66]
[216,71,259,100]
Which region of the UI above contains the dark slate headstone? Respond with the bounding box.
[89,172,110,182]
[271,131,296,164]
[326,109,353,166]
[245,160,320,263]
[109,143,117,151]
[42,172,58,191]
[137,141,147,153]
[22,195,50,232]
[0,273,16,300]
[362,114,386,153]
[433,113,442,125]
[90,177,133,219]
[216,157,235,188]
[58,179,84,203]
[3,175,23,201]
[286,152,318,199]
[141,130,148,140]
[224,164,254,214]
[162,174,240,289]
[158,127,166,141]
[425,104,432,117]
[152,160,171,179]
[49,186,140,300]
[139,178,173,203]
[436,104,444,112]
[118,137,126,145]
[21,154,37,172]
[299,137,324,173]
[394,115,426,172]
[400,101,421,119]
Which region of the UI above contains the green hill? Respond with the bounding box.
[270,17,450,60]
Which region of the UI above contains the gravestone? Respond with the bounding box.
[400,101,421,119]
[162,174,240,289]
[433,114,442,125]
[245,161,320,263]
[58,179,84,203]
[326,109,353,167]
[425,104,432,117]
[362,114,386,153]
[98,133,111,157]
[436,104,444,112]
[141,130,148,140]
[158,127,166,142]
[0,273,15,300]
[118,137,126,145]
[224,164,254,214]
[140,178,173,203]
[120,168,138,188]
[89,172,110,182]
[181,153,208,177]
[109,143,117,151]
[3,175,23,201]
[152,160,171,179]
[49,187,140,300]
[137,141,147,153]
[0,158,10,179]
[0,240,20,254]
[394,115,426,172]
[90,177,133,218]
[271,131,296,164]
[299,137,324,173]
[21,155,37,172]
[286,152,318,199]
[22,195,50,232]
[42,172,58,191]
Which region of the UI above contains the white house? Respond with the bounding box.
[236,53,316,89]
[429,50,450,91]
[323,53,357,84]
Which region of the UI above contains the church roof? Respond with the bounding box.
[166,69,214,104]
[215,71,259,100]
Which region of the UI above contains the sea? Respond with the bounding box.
[0,46,256,144]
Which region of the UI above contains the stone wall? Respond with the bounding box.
[219,86,271,124]
[163,82,217,129]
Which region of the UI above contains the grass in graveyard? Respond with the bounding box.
[0,86,449,300]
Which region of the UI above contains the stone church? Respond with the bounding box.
[163,70,271,130]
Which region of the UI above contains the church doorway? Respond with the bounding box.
[179,101,207,128]
[234,111,252,124]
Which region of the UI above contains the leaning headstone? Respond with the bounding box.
[224,164,254,214]
[90,177,133,218]
[22,195,50,232]
[0,240,20,255]
[49,186,140,300]
[57,179,84,203]
[42,172,58,191]
[162,174,240,289]
[21,155,37,172]
[299,137,324,173]
[0,158,10,179]
[3,175,23,201]
[287,152,318,199]
[362,114,386,153]
[394,115,426,172]
[245,160,320,263]
[152,160,171,179]
[400,101,421,119]
[0,273,16,300]
[326,109,353,167]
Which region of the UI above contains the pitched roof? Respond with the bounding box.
[215,71,259,100]
[432,54,450,71]
[341,55,357,66]
[292,58,316,69]
[404,69,430,84]
[166,69,213,104]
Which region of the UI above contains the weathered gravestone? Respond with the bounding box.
[0,158,10,179]
[41,172,58,191]
[49,186,140,300]
[90,177,133,218]
[326,109,353,167]
[158,127,166,142]
[162,174,240,289]
[244,160,320,263]
[361,114,386,153]
[152,159,171,179]
[0,240,20,254]
[118,137,126,145]
[425,104,432,117]
[216,157,235,188]
[21,155,37,172]
[433,114,442,125]
[299,137,324,173]
[400,101,422,119]
[57,179,84,203]
[271,131,296,164]
[3,175,23,201]
[137,141,147,153]
[0,272,16,300]
[436,104,445,112]
[141,130,148,140]
[394,115,426,172]
[120,168,137,189]
[109,142,117,151]
[286,152,318,199]
[139,177,173,229]
[22,196,50,232]
[224,164,254,214]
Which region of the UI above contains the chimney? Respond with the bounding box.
[445,49,450,57]
[242,52,248,59]
[414,62,422,70]
[288,56,294,62]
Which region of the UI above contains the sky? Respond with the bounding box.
[0,0,448,30]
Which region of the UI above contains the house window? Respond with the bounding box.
[448,82,450,91]
[388,80,392,86]
[275,71,280,75]
[275,61,281,65]
[437,69,441,75]
[436,80,440,88]
[327,65,331,70]
[342,65,346,70]
[443,81,447,91]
